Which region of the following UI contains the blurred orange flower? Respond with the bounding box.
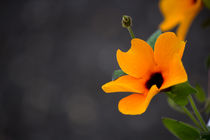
[159,0,202,40]
[102,32,188,115]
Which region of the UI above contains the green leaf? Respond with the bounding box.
[201,131,210,140]
[146,29,162,50]
[166,82,197,106]
[167,97,184,113]
[166,92,189,106]
[112,69,126,80]
[162,118,200,140]
[208,126,210,131]
[204,99,210,114]
[203,0,210,9]
[195,84,206,103]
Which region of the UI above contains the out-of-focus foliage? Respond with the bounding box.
[162,118,200,140]
[146,29,161,50]
[112,69,126,80]
[194,84,206,103]
[201,131,210,140]
[204,99,210,114]
[203,0,210,9]
[167,97,184,113]
[166,82,197,106]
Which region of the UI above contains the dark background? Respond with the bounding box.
[0,0,209,140]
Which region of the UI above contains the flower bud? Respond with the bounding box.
[122,15,132,28]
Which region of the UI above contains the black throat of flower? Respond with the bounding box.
[145,72,164,90]
[192,0,197,4]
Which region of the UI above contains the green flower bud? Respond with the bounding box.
[122,15,132,28]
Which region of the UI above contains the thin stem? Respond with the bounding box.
[208,68,210,98]
[127,27,135,39]
[188,95,209,132]
[181,106,204,131]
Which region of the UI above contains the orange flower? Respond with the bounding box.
[102,32,188,115]
[159,0,202,40]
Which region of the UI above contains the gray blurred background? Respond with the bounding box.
[0,0,209,140]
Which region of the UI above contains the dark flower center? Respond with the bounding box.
[145,72,164,89]
[192,0,197,4]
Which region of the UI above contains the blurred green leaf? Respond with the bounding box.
[146,29,162,50]
[166,82,197,106]
[166,92,189,106]
[167,97,184,113]
[201,131,210,140]
[112,69,126,80]
[162,118,200,140]
[204,99,210,114]
[195,84,206,103]
[208,126,210,131]
[203,0,210,9]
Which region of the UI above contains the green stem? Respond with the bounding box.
[127,27,135,39]
[181,106,204,131]
[188,95,209,132]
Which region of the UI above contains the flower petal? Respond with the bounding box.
[159,0,201,31]
[176,16,194,40]
[176,0,202,40]
[102,75,147,94]
[160,54,188,90]
[176,16,193,41]
[159,0,185,31]
[117,38,155,78]
[159,16,182,31]
[154,32,186,69]
[118,85,159,115]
